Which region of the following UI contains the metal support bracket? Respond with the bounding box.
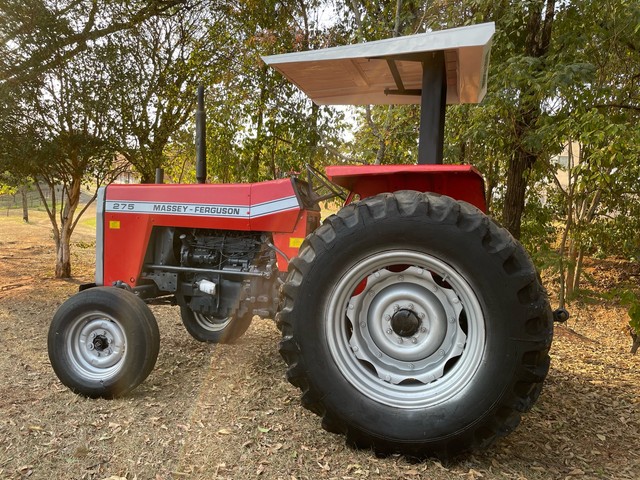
[417,52,446,165]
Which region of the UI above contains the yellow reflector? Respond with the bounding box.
[109,220,121,229]
[289,237,304,248]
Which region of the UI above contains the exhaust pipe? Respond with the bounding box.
[195,85,207,184]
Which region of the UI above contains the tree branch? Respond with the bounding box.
[593,103,640,112]
[1,0,190,85]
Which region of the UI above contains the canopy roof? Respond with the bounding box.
[262,22,495,106]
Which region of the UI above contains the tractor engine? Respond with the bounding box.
[179,230,268,273]
[142,228,279,321]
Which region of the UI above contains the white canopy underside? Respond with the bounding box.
[262,22,495,106]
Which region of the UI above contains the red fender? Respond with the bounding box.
[325,165,486,212]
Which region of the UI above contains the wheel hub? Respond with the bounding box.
[391,309,421,337]
[68,316,126,375]
[92,334,109,351]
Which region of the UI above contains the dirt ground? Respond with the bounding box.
[0,208,638,480]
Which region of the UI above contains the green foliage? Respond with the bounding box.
[184,0,350,183]
[0,0,191,86]
[0,182,17,195]
[618,290,640,336]
[104,8,206,182]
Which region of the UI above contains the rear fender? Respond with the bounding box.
[326,165,486,212]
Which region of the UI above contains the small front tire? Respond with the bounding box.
[48,287,160,398]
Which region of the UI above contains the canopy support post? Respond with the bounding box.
[417,52,446,165]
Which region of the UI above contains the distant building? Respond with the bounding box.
[551,141,580,189]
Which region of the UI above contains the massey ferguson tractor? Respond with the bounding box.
[48,23,562,457]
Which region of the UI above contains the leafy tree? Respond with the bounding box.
[191,0,347,183]
[534,0,640,304]
[0,0,191,87]
[345,0,426,166]
[31,55,126,278]
[106,7,211,183]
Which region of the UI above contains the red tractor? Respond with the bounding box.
[48,23,561,457]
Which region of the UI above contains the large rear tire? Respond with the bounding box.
[277,191,552,457]
[48,287,160,398]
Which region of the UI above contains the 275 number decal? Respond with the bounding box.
[111,202,135,211]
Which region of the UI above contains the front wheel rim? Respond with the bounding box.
[326,250,485,409]
[66,312,127,381]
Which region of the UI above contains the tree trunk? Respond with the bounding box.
[54,179,81,279]
[20,184,29,223]
[501,0,555,237]
[55,225,72,278]
[565,239,579,299]
[140,171,154,184]
[632,333,640,354]
[503,149,535,239]
[572,246,584,294]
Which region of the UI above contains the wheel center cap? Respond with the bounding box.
[390,309,421,337]
[93,335,108,351]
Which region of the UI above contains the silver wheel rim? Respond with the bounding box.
[193,312,232,332]
[66,312,127,381]
[326,250,485,409]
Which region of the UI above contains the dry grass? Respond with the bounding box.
[0,209,639,479]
